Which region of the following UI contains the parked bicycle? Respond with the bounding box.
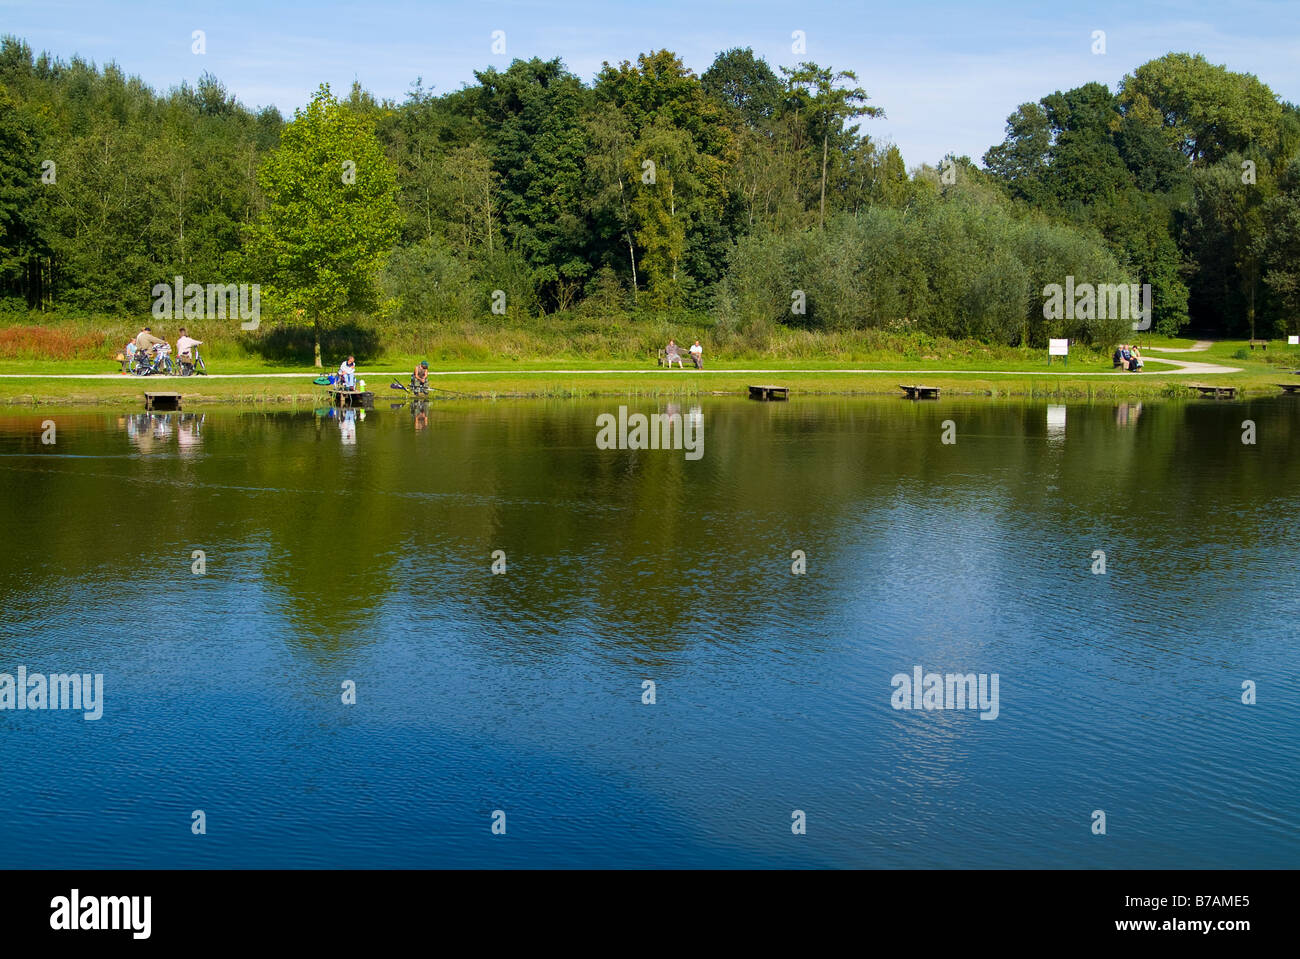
[130,343,173,376]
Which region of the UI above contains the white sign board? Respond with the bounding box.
[1048,338,1069,356]
[1289,335,1299,345]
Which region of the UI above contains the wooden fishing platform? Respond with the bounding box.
[748,385,789,401]
[1276,383,1300,395]
[143,392,181,411]
[900,384,941,400]
[1188,384,1237,399]
[328,389,375,409]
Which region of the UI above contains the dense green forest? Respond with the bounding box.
[1,35,1298,352]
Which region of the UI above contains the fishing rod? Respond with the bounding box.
[389,379,469,397]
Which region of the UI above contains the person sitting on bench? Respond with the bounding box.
[689,339,703,369]
[665,339,684,369]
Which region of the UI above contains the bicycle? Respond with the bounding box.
[130,344,171,376]
[176,346,207,376]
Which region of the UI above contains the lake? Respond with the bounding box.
[0,396,1296,868]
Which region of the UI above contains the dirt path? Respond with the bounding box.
[1144,340,1213,353]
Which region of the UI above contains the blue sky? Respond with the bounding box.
[5,0,1298,165]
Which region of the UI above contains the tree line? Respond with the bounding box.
[1,36,1297,350]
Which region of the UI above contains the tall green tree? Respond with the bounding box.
[0,82,45,307]
[781,62,882,228]
[1119,53,1283,164]
[247,84,400,366]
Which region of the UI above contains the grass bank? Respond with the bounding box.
[0,314,1245,372]
[1,317,1296,407]
[1,367,1294,409]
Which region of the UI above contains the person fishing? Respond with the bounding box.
[338,355,357,390]
[412,360,429,394]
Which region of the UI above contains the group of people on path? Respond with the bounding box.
[124,325,203,372]
[664,339,704,369]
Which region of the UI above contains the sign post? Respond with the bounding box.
[1048,338,1069,367]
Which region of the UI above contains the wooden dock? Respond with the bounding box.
[748,385,789,401]
[1277,383,1300,395]
[1188,384,1237,399]
[900,384,941,400]
[144,392,181,411]
[328,389,375,409]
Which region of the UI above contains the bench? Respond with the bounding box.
[655,348,701,369]
[1249,339,1269,351]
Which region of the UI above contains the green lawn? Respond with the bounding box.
[2,365,1295,408]
[2,330,1296,407]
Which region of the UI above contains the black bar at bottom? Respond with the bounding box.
[0,869,1281,945]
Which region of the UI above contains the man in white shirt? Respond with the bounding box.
[338,356,357,390]
[689,339,703,369]
[176,328,202,361]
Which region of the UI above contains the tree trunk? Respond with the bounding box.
[313,317,322,368]
[626,233,638,303]
[1248,271,1256,342]
[819,132,829,229]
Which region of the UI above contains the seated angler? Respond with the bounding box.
[338,355,357,390]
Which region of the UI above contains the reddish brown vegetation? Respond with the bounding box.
[0,326,105,359]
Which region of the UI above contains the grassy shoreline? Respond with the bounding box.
[1,367,1294,408]
[2,329,1295,407]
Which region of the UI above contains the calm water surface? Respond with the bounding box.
[1,396,1296,868]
